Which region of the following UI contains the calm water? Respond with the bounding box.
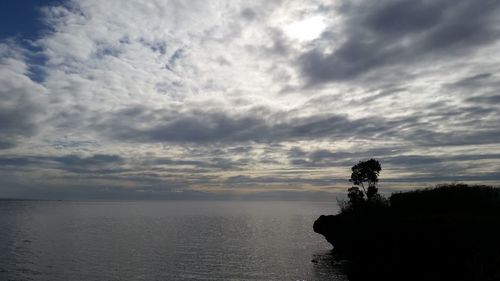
[0,201,347,281]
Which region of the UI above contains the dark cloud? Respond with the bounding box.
[466,95,500,104]
[403,128,500,147]
[445,73,500,108]
[288,147,500,185]
[97,106,408,144]
[288,147,409,168]
[0,82,40,149]
[385,153,500,168]
[94,103,500,148]
[240,8,257,21]
[383,172,500,183]
[225,175,337,187]
[449,73,493,88]
[0,152,247,182]
[287,147,307,158]
[0,173,213,200]
[139,38,167,55]
[167,48,184,68]
[0,157,38,167]
[359,87,407,103]
[55,154,123,166]
[49,139,98,149]
[148,156,243,170]
[0,154,125,174]
[53,154,125,173]
[264,28,290,56]
[299,0,500,83]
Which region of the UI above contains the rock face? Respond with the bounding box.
[314,185,500,281]
[313,215,338,246]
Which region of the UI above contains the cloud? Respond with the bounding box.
[298,0,500,83]
[466,95,500,104]
[0,154,125,173]
[449,73,493,89]
[241,8,257,21]
[225,174,337,188]
[94,105,413,144]
[1,0,500,199]
[0,44,45,149]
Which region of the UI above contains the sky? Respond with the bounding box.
[1,0,500,200]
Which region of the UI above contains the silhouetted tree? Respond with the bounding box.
[349,159,381,200]
[347,186,365,204]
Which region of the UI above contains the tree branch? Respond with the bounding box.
[360,182,367,196]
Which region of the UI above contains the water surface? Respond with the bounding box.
[0,200,346,281]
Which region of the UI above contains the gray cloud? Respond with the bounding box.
[0,48,43,149]
[466,95,500,104]
[147,156,244,170]
[88,97,500,151]
[0,89,40,149]
[299,0,500,84]
[383,173,500,184]
[0,154,125,174]
[96,106,407,144]
[288,147,500,185]
[402,128,500,147]
[449,73,494,89]
[225,175,337,187]
[288,147,409,168]
[241,8,257,21]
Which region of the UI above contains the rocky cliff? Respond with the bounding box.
[314,184,500,281]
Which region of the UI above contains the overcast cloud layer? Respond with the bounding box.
[1,0,500,199]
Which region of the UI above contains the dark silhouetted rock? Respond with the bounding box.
[314,184,500,281]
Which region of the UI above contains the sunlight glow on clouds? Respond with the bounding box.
[284,15,326,41]
[1,0,500,199]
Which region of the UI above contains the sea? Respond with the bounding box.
[0,200,347,281]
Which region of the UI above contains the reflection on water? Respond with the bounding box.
[0,200,347,281]
[312,250,349,281]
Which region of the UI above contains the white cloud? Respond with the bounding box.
[1,0,500,198]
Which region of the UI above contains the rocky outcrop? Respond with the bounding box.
[314,185,500,281]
